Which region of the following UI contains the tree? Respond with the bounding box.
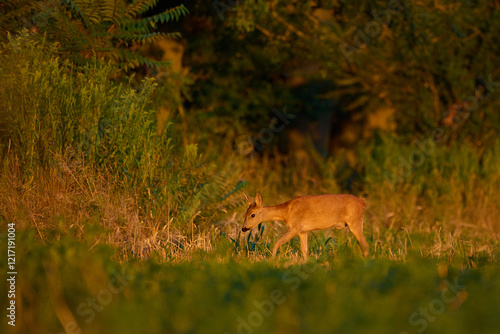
[1,0,189,72]
[184,0,499,150]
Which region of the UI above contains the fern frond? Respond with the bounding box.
[64,0,94,28]
[99,0,119,22]
[120,4,189,29]
[114,49,172,70]
[163,31,182,40]
[126,0,159,18]
[115,32,165,45]
[3,0,187,73]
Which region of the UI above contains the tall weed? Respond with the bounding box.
[0,32,244,254]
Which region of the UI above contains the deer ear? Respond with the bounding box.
[255,192,263,207]
[243,191,253,205]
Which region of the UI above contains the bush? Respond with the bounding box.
[0,31,243,247]
[361,133,500,232]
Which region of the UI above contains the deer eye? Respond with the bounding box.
[251,214,255,218]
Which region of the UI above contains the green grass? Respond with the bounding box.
[1,230,499,334]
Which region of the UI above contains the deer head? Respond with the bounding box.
[242,192,264,232]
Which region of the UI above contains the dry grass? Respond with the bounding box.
[1,153,187,261]
[1,146,499,266]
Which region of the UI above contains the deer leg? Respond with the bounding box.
[272,229,299,257]
[299,232,309,259]
[348,218,369,257]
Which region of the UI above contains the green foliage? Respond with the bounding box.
[1,0,188,71]
[187,0,500,146]
[163,144,247,233]
[1,231,499,334]
[361,133,500,231]
[0,31,161,179]
[0,32,242,234]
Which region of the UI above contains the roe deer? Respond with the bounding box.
[242,192,369,258]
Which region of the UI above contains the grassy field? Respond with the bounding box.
[1,32,499,334]
[1,226,499,334]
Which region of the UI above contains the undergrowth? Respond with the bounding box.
[0,32,499,262]
[0,33,244,260]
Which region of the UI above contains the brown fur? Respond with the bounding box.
[242,192,369,258]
